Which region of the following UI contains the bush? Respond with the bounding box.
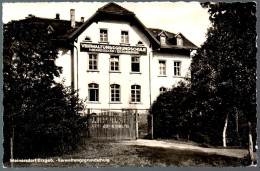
[150,80,255,147]
[3,84,88,161]
[3,18,88,162]
[150,82,192,140]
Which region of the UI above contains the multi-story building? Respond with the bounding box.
[4,2,198,138]
[9,2,197,118]
[56,2,197,116]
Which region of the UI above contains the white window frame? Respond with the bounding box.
[121,31,129,44]
[111,84,120,102]
[174,61,181,76]
[131,85,141,103]
[88,54,98,70]
[100,29,108,42]
[160,36,166,46]
[110,56,120,71]
[159,60,166,76]
[177,35,183,46]
[131,56,140,72]
[88,83,99,102]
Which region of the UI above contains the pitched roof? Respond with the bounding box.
[148,28,198,49]
[97,1,134,15]
[5,15,83,41]
[68,2,160,46]
[148,28,176,38]
[5,2,197,50]
[69,2,197,50]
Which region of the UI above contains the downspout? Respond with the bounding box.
[149,50,152,107]
[70,46,74,92]
[148,47,159,141]
[149,48,159,107]
[70,43,79,98]
[109,57,111,111]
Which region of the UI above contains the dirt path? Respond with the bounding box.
[121,139,250,159]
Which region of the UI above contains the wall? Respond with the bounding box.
[74,20,153,110]
[151,52,191,103]
[55,19,191,112]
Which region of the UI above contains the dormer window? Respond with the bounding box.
[158,31,167,46]
[160,35,166,46]
[177,35,183,46]
[47,25,55,34]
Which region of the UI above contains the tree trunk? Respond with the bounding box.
[10,127,14,168]
[248,121,254,165]
[223,113,229,147]
[235,111,239,135]
[235,110,241,146]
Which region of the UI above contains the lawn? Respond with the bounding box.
[6,139,250,167]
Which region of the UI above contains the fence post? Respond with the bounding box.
[135,110,139,139]
[150,114,153,140]
[87,109,91,138]
[148,114,153,140]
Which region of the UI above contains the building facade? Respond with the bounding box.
[43,2,197,115]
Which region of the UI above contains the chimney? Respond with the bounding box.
[56,13,60,20]
[27,14,35,18]
[70,9,75,28]
[81,17,84,22]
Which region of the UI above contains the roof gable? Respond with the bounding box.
[97,2,134,15]
[5,2,197,50]
[68,2,197,50]
[68,2,160,46]
[158,31,168,37]
[176,32,184,38]
[47,25,55,34]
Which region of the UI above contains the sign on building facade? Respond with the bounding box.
[80,43,147,55]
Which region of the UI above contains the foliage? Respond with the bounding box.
[191,2,257,146]
[150,82,192,139]
[8,83,87,159]
[3,18,87,161]
[150,2,257,147]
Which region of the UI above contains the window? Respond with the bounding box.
[110,56,119,71]
[177,35,183,46]
[121,31,129,44]
[137,41,144,46]
[131,85,141,102]
[89,54,98,70]
[100,29,108,42]
[131,57,140,72]
[160,36,166,46]
[47,25,54,34]
[160,87,166,93]
[111,84,120,102]
[84,36,91,42]
[174,61,181,76]
[88,83,99,102]
[159,60,166,76]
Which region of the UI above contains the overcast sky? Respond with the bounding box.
[2,1,211,47]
